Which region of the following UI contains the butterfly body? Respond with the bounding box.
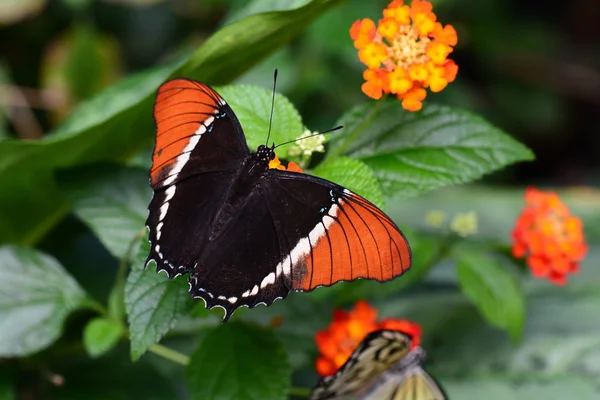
[146,79,412,321]
[209,145,274,241]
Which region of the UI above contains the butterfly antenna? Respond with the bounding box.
[274,125,343,149]
[265,69,278,147]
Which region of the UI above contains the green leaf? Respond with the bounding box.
[58,165,150,259]
[216,84,303,157]
[312,156,385,209]
[180,0,345,83]
[330,102,535,198]
[125,239,192,360]
[83,317,124,358]
[0,246,87,356]
[0,0,344,245]
[186,322,291,400]
[456,249,525,341]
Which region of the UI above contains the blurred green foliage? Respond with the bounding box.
[0,0,598,399]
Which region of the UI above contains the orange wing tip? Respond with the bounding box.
[291,195,411,292]
[151,79,226,187]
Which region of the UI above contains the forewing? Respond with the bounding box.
[146,79,248,277]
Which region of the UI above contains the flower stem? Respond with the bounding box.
[81,297,108,316]
[328,96,387,159]
[148,344,190,365]
[289,386,311,398]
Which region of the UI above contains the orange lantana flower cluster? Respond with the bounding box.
[350,0,458,111]
[268,155,303,172]
[314,300,422,377]
[512,188,587,285]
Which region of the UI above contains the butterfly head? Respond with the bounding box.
[256,144,276,164]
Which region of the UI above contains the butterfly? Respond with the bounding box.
[310,330,448,400]
[145,79,412,321]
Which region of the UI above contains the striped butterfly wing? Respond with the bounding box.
[147,79,249,278]
[264,173,411,293]
[388,368,447,400]
[366,367,447,400]
[310,330,412,400]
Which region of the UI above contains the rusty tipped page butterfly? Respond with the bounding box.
[145,78,412,321]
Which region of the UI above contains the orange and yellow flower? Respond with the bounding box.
[350,0,458,111]
[314,300,422,376]
[268,155,303,172]
[512,187,587,285]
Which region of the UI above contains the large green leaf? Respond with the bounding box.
[0,246,87,356]
[179,0,345,83]
[216,84,303,157]
[125,239,193,360]
[58,165,150,259]
[0,0,345,245]
[312,156,385,209]
[456,249,525,341]
[224,0,311,25]
[186,322,291,400]
[329,102,534,198]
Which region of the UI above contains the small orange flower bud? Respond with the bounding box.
[433,23,458,46]
[428,66,448,92]
[384,3,411,25]
[400,86,426,111]
[409,63,429,81]
[350,18,377,49]
[378,17,400,40]
[359,42,389,69]
[443,59,458,82]
[426,42,452,65]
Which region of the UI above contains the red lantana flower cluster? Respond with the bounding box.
[512,187,587,285]
[314,300,422,377]
[350,0,458,111]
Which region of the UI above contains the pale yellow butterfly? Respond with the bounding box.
[310,330,448,400]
